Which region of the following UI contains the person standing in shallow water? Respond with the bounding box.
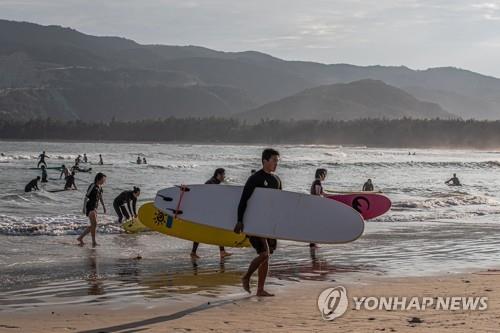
[363,179,374,191]
[234,148,281,297]
[309,168,327,249]
[78,172,106,247]
[191,168,232,259]
[37,151,48,168]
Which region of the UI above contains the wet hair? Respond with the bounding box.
[36,176,41,180]
[71,171,75,175]
[262,148,280,163]
[213,168,225,177]
[61,164,65,168]
[133,186,141,193]
[315,168,327,179]
[94,172,106,183]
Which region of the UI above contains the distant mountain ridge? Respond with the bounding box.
[1,19,500,121]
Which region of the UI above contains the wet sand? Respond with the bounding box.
[2,270,499,333]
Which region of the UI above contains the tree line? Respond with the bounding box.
[1,117,500,149]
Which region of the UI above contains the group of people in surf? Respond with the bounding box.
[136,155,147,164]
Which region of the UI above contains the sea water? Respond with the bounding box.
[1,141,499,310]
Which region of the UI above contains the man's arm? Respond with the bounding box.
[235,177,256,233]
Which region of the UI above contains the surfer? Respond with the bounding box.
[83,153,88,163]
[40,165,48,183]
[142,157,147,164]
[64,171,77,190]
[309,168,327,249]
[60,164,70,180]
[77,172,107,247]
[445,173,461,186]
[37,151,48,168]
[98,154,104,165]
[191,168,232,259]
[75,155,82,167]
[113,187,140,224]
[24,176,41,192]
[136,156,142,164]
[234,148,281,297]
[363,179,374,191]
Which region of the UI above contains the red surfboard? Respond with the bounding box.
[327,193,391,220]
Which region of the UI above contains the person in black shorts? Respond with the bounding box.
[191,168,232,259]
[234,148,281,296]
[77,172,106,247]
[113,186,141,224]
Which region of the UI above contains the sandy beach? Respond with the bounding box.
[2,270,499,333]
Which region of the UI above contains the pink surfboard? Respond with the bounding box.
[327,193,391,220]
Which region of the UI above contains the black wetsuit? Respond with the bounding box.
[37,153,47,168]
[64,175,76,190]
[113,191,137,223]
[84,183,103,216]
[41,168,48,183]
[237,169,282,254]
[363,182,374,191]
[192,177,223,253]
[25,179,39,192]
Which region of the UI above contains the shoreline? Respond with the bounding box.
[1,269,499,332]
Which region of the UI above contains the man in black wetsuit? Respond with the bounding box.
[191,168,232,259]
[37,151,48,168]
[363,179,374,191]
[234,148,281,297]
[113,187,141,224]
[25,176,41,192]
[40,165,48,183]
[98,154,104,165]
[445,173,461,186]
[64,171,78,190]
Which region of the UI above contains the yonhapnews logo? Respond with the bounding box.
[318,286,488,321]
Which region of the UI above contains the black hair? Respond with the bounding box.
[315,168,327,179]
[36,176,41,180]
[94,172,106,183]
[41,165,45,169]
[133,186,141,193]
[262,148,280,163]
[213,168,225,177]
[251,169,256,174]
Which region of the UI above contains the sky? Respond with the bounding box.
[1,0,500,77]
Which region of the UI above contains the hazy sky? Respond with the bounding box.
[2,0,500,77]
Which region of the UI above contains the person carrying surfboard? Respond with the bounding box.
[191,168,232,259]
[309,168,328,249]
[77,172,106,247]
[37,151,48,168]
[235,148,281,297]
[113,187,140,224]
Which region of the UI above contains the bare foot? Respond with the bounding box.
[77,238,84,246]
[242,276,251,293]
[190,252,200,259]
[92,242,99,247]
[256,290,274,297]
[220,251,232,258]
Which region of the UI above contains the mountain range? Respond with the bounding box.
[1,19,499,122]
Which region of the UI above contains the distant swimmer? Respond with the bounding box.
[83,153,88,163]
[40,165,48,183]
[235,148,282,297]
[445,173,461,186]
[64,171,78,190]
[24,176,41,192]
[37,151,48,168]
[142,157,147,164]
[191,168,232,259]
[78,172,107,247]
[98,154,104,165]
[363,179,374,191]
[113,186,141,224]
[75,155,82,167]
[60,164,70,180]
[309,168,328,249]
[136,156,142,164]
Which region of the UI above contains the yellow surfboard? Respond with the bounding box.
[138,202,250,247]
[122,217,148,233]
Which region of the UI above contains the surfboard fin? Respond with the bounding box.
[158,194,173,202]
[166,208,183,215]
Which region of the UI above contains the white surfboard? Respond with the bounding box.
[154,185,364,244]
